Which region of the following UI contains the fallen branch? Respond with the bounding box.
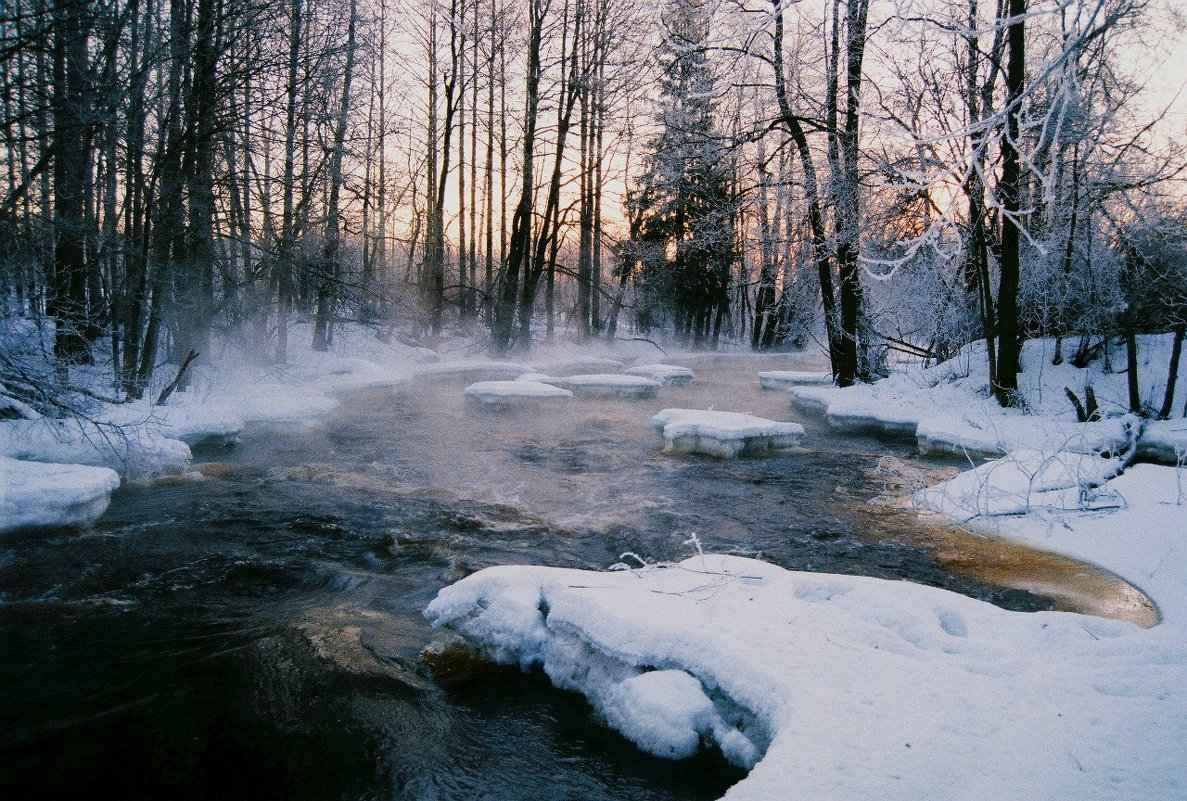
[156,350,199,406]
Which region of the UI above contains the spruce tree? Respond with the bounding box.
[634,0,735,347]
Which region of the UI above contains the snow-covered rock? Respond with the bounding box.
[756,370,832,390]
[426,554,1187,800]
[650,409,805,458]
[546,374,660,399]
[0,418,191,481]
[625,363,696,386]
[1139,418,1187,465]
[1,456,121,534]
[463,380,573,408]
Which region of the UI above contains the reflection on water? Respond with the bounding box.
[0,354,1156,799]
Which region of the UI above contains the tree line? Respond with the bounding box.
[1,0,1183,412]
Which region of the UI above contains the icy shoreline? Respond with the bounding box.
[427,554,1187,800]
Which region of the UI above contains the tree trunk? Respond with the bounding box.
[994,0,1026,406]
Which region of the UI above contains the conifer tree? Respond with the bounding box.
[634,0,735,347]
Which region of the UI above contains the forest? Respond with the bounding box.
[1,0,1184,409]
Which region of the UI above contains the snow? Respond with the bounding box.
[463,380,573,407]
[426,554,1187,800]
[96,401,245,448]
[650,408,805,458]
[624,363,696,385]
[421,360,535,381]
[1139,418,1187,465]
[916,414,1132,459]
[545,373,661,399]
[0,418,191,481]
[1,456,121,534]
[756,370,832,390]
[788,336,1182,461]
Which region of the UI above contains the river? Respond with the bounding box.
[0,356,1149,799]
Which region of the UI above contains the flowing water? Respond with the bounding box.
[0,355,1154,799]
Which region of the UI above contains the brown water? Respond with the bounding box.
[0,354,1154,800]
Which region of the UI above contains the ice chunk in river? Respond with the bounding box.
[650,408,804,458]
[546,374,660,399]
[625,363,695,386]
[756,370,832,390]
[464,380,573,408]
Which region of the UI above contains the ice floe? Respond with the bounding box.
[650,408,804,458]
[756,370,832,390]
[464,380,573,408]
[625,363,695,385]
[535,357,626,376]
[546,374,660,399]
[421,361,535,381]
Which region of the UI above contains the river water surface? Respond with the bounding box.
[0,355,1146,799]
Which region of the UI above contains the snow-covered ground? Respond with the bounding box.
[427,554,1186,800]
[790,335,1187,461]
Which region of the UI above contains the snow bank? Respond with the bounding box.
[464,380,573,408]
[1139,418,1187,465]
[650,409,805,458]
[917,414,1131,459]
[756,370,832,390]
[919,460,1187,624]
[788,337,1178,458]
[96,402,245,448]
[426,554,1187,800]
[916,449,1124,521]
[1,456,121,534]
[546,374,660,399]
[218,383,340,425]
[624,364,696,385]
[0,418,191,481]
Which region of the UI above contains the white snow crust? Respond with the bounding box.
[0,418,191,481]
[789,336,1183,461]
[1139,418,1187,465]
[463,380,573,407]
[426,554,1187,800]
[625,364,696,385]
[650,409,805,457]
[756,370,832,390]
[1,456,121,534]
[422,361,535,381]
[546,374,661,398]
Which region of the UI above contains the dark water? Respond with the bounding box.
[0,357,1050,800]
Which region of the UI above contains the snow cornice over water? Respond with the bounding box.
[426,555,1187,800]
